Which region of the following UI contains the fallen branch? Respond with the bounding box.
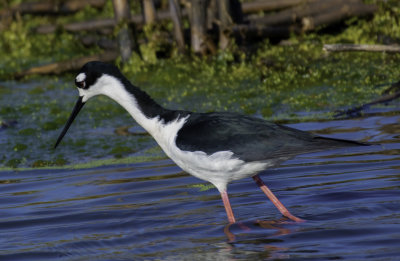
[35,18,116,34]
[302,3,377,31]
[335,81,400,118]
[13,51,118,79]
[248,0,363,26]
[241,0,309,13]
[5,0,106,16]
[382,80,400,95]
[233,24,300,40]
[323,44,400,53]
[33,10,172,34]
[79,35,118,50]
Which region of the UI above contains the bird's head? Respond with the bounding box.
[75,61,123,102]
[54,61,122,149]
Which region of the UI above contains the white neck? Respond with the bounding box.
[80,74,161,135]
[108,79,163,136]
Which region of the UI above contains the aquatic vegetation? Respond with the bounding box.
[189,183,215,192]
[0,1,399,169]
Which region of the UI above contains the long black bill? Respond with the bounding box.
[54,96,85,149]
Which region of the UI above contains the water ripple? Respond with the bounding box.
[1,111,400,260]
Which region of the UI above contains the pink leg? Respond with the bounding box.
[253,175,304,222]
[220,190,236,223]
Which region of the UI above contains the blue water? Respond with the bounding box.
[1,108,399,260]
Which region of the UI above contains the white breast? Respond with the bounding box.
[150,116,271,192]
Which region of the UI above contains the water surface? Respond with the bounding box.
[1,107,399,260]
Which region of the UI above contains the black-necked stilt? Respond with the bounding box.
[55,61,368,223]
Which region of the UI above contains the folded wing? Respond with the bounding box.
[175,112,366,162]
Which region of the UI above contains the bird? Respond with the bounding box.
[54,61,368,224]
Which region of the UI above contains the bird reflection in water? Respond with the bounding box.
[223,218,293,259]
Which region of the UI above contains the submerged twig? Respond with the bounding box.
[334,81,400,118]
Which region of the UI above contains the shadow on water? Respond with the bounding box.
[0,107,400,260]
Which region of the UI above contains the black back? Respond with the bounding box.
[176,112,367,162]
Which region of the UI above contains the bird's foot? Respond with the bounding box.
[284,212,306,223]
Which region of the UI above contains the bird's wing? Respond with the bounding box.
[175,112,363,162]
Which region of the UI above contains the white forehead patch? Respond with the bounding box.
[76,72,86,82]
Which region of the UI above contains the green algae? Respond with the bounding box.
[189,184,216,192]
[13,143,27,152]
[1,1,400,170]
[0,150,167,171]
[69,153,167,170]
[0,156,166,171]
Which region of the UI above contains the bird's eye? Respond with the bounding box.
[75,80,86,89]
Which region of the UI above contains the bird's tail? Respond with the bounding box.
[313,136,371,147]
